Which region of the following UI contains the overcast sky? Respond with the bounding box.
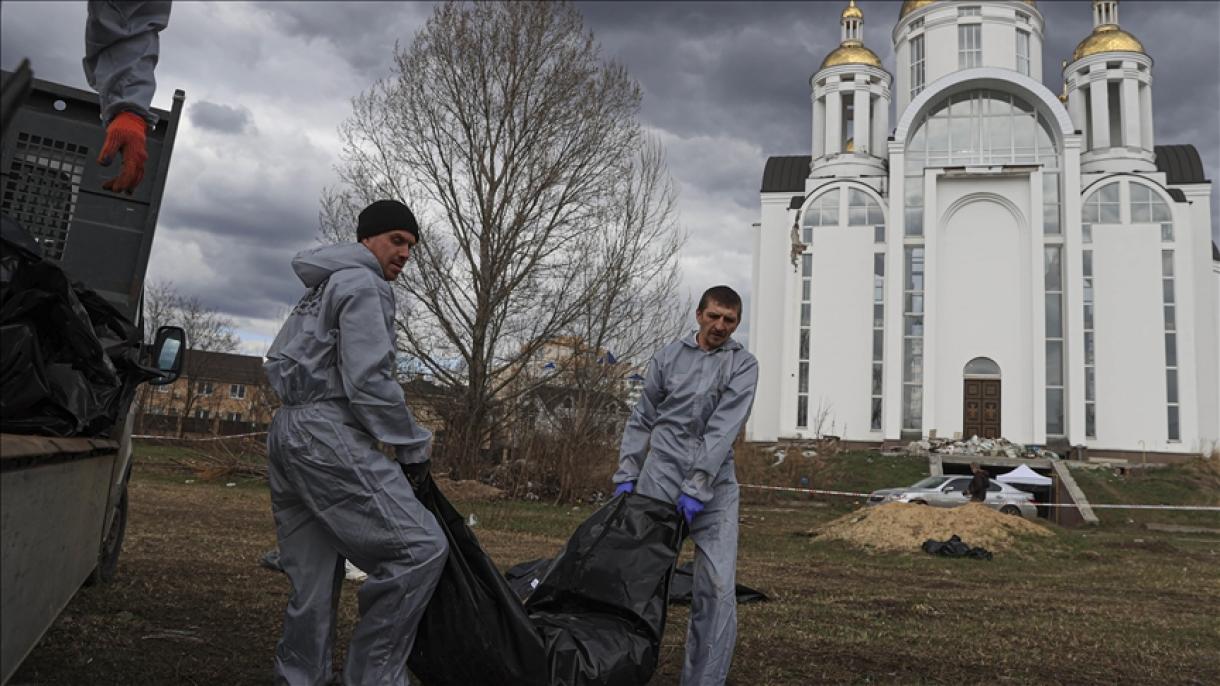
[2,1,1217,356]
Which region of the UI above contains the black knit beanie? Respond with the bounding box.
[356,200,420,241]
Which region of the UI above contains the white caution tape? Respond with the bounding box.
[737,483,1220,512]
[1033,502,1219,511]
[739,483,872,498]
[132,432,268,442]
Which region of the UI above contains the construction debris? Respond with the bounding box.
[903,435,1058,460]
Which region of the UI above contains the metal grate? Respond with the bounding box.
[1,131,88,260]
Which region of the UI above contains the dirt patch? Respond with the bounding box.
[433,477,504,501]
[813,502,1052,552]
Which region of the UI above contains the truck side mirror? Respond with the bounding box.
[148,326,186,385]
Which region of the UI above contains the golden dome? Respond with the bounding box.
[900,1,1036,19]
[821,41,883,69]
[1072,23,1145,61]
[899,0,936,18]
[842,0,863,20]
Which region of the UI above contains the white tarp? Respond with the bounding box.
[997,464,1052,486]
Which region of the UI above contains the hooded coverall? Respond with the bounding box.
[264,243,447,686]
[83,1,170,126]
[613,333,759,686]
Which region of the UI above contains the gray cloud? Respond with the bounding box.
[190,101,253,134]
[2,0,1217,351]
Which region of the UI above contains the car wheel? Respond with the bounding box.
[1000,505,1021,516]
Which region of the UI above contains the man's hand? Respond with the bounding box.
[97,111,148,194]
[676,494,705,525]
[614,481,635,497]
[403,460,431,490]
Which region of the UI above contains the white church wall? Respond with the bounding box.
[923,21,958,90]
[746,195,795,442]
[930,178,1034,443]
[1092,225,1179,450]
[1181,184,1220,450]
[808,226,876,440]
[981,18,1017,73]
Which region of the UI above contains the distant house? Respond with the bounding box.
[401,375,455,444]
[137,350,274,437]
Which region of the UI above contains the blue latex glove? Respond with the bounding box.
[614,481,635,497]
[676,494,705,525]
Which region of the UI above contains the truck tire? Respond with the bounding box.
[86,486,129,586]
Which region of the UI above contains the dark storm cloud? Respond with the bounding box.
[257,1,435,74]
[2,0,1217,343]
[190,101,253,134]
[581,1,1218,238]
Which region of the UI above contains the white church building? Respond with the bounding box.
[748,0,1219,456]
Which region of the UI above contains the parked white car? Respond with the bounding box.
[867,475,1038,519]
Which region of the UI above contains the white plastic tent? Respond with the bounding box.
[996,464,1052,486]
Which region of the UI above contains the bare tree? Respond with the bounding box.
[321,1,684,479]
[135,281,241,435]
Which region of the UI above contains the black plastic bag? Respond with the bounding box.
[409,474,550,686]
[409,479,684,686]
[506,558,769,606]
[526,494,684,686]
[668,561,769,605]
[0,216,152,436]
[921,534,993,560]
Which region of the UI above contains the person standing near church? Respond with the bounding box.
[965,462,990,503]
[612,285,759,686]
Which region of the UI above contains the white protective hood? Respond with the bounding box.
[997,464,1053,486]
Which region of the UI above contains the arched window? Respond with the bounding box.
[848,189,884,226]
[1082,182,1120,224]
[1130,183,1171,224]
[963,357,1001,376]
[906,89,1058,169]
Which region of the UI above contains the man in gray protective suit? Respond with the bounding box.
[83,0,171,193]
[264,200,448,686]
[612,285,759,686]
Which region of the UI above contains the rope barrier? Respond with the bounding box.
[737,482,1220,512]
[126,440,1217,513]
[133,432,268,441]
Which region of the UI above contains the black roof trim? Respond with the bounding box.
[1154,145,1209,185]
[762,155,811,193]
[1166,188,1187,203]
[788,195,805,209]
[1214,241,1219,262]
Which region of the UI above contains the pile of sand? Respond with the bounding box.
[433,477,504,501]
[814,502,1052,553]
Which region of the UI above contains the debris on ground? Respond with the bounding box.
[903,435,1058,460]
[922,534,993,560]
[813,502,1052,553]
[345,560,367,582]
[432,476,504,501]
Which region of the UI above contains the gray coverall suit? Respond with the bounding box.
[613,333,759,686]
[83,0,170,126]
[264,243,447,686]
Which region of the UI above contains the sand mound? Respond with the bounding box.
[433,477,504,501]
[814,502,1052,553]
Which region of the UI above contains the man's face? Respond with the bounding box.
[360,230,417,281]
[695,299,740,350]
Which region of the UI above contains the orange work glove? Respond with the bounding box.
[97,110,148,194]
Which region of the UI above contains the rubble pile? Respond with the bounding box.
[904,435,1058,460]
[432,476,505,501]
[814,502,1052,553]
